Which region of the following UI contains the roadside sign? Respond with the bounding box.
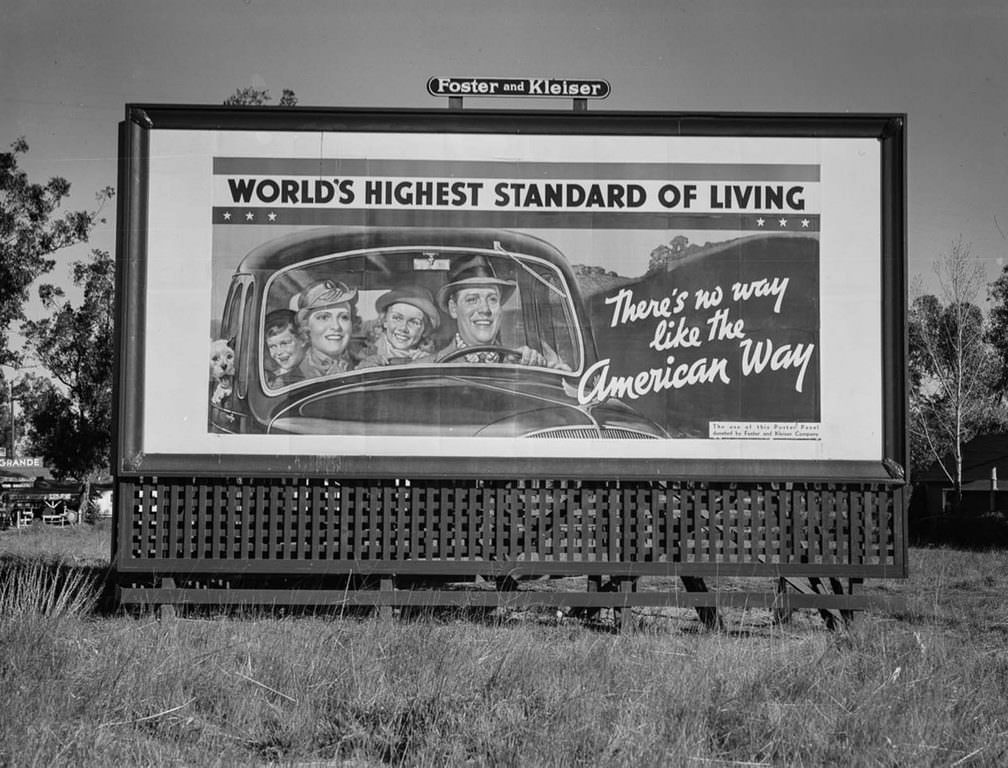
[427,76,610,99]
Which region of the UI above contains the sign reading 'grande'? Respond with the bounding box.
[427,77,610,99]
[0,456,43,468]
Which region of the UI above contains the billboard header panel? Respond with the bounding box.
[116,107,905,480]
[426,77,611,99]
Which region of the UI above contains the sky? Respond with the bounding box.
[2,0,1007,317]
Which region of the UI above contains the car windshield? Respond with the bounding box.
[260,245,583,391]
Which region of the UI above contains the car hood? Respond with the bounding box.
[265,367,667,438]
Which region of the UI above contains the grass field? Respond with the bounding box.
[1,522,1006,767]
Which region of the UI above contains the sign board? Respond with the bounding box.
[116,107,905,479]
[0,456,43,468]
[427,77,610,99]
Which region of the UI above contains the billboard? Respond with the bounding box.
[117,107,905,479]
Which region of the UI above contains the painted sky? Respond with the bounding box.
[2,0,1006,307]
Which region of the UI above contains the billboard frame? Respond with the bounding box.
[115,105,906,483]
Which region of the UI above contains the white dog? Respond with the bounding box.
[209,338,235,407]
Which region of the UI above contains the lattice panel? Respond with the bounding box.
[119,479,902,573]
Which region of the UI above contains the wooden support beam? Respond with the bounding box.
[379,576,394,619]
[120,586,905,612]
[681,576,722,631]
[158,577,176,622]
[773,577,793,625]
[617,577,636,633]
[570,573,603,622]
[807,577,843,631]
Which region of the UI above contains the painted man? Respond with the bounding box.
[434,255,569,369]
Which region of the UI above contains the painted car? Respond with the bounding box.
[210,227,667,439]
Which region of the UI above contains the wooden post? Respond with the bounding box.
[773,577,792,624]
[158,576,176,622]
[991,468,998,514]
[808,577,842,631]
[681,576,722,631]
[617,577,635,633]
[571,574,602,622]
[832,577,861,627]
[379,576,394,619]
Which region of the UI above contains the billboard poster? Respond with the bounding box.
[130,117,891,473]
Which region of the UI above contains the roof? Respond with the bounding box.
[916,432,1008,484]
[237,226,570,273]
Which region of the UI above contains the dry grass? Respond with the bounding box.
[1,526,1006,767]
[0,556,102,618]
[0,520,111,563]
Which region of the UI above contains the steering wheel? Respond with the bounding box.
[438,344,525,363]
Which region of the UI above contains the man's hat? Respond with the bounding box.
[375,285,440,329]
[295,280,358,325]
[435,255,515,311]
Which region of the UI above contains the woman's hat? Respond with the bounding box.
[295,280,358,325]
[436,255,515,311]
[375,285,441,329]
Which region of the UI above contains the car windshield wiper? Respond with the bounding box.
[365,251,393,276]
[493,241,566,299]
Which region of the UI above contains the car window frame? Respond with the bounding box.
[259,245,586,394]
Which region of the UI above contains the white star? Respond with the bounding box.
[801,218,810,228]
[245,211,254,221]
[222,211,231,220]
[778,217,788,227]
[756,217,765,227]
[267,211,277,222]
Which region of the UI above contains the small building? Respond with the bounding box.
[912,432,1008,519]
[0,457,54,487]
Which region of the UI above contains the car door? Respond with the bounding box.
[209,275,254,433]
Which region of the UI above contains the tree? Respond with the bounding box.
[224,87,298,106]
[20,249,114,480]
[986,259,1008,391]
[10,371,61,454]
[0,138,112,368]
[646,235,711,274]
[909,240,1001,496]
[0,372,36,457]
